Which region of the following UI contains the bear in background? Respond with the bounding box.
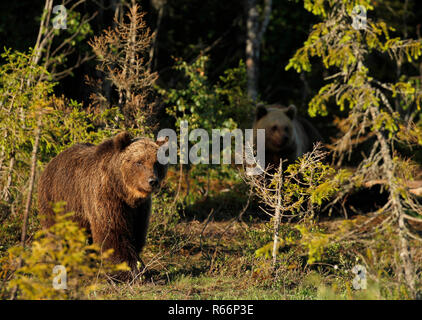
[253,104,322,171]
[38,132,168,278]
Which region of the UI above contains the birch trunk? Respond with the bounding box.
[245,0,272,102]
[149,0,166,72]
[21,117,42,246]
[2,155,15,202]
[272,162,282,268]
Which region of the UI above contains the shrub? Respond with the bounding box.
[2,203,128,300]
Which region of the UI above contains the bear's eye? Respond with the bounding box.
[271,125,278,131]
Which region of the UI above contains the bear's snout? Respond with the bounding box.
[148,177,159,189]
[269,133,288,149]
[279,135,289,146]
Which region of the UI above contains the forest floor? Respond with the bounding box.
[97,220,326,300]
[97,216,401,300]
[94,167,405,300]
[2,167,421,300]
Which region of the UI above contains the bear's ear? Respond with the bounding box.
[114,131,132,151]
[156,136,169,147]
[256,104,268,120]
[285,104,297,119]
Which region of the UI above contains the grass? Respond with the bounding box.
[1,166,421,300]
[91,214,359,300]
[96,273,321,300]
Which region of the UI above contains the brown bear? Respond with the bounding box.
[38,132,168,277]
[253,104,321,171]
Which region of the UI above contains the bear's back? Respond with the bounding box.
[292,116,322,158]
[41,143,98,182]
[38,142,101,228]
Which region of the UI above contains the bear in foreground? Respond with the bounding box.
[253,104,321,171]
[38,132,168,278]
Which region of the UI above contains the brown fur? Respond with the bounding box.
[253,104,321,170]
[38,132,168,275]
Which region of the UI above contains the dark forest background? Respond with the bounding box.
[3,0,421,138]
[2,0,422,300]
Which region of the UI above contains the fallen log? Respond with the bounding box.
[363,179,422,197]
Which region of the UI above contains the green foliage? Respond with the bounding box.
[255,240,284,260]
[0,48,54,206]
[294,224,331,264]
[285,0,422,296]
[308,272,384,300]
[214,59,254,129]
[284,159,350,207]
[0,48,131,206]
[149,189,181,243]
[57,9,93,43]
[48,8,93,74]
[303,0,374,19]
[275,148,350,216]
[251,147,352,263]
[40,97,126,157]
[0,48,55,157]
[158,56,253,195]
[1,0,421,300]
[160,56,252,132]
[2,203,128,300]
[0,48,135,267]
[287,0,422,123]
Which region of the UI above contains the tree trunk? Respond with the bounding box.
[0,146,5,180]
[370,106,416,298]
[32,0,53,66]
[21,117,42,246]
[10,117,42,300]
[272,192,281,269]
[245,0,272,102]
[2,155,15,202]
[272,162,282,269]
[246,0,259,102]
[149,0,166,72]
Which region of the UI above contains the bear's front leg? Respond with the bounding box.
[133,199,152,254]
[90,220,140,278]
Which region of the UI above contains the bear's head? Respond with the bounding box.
[107,132,168,201]
[253,104,297,153]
